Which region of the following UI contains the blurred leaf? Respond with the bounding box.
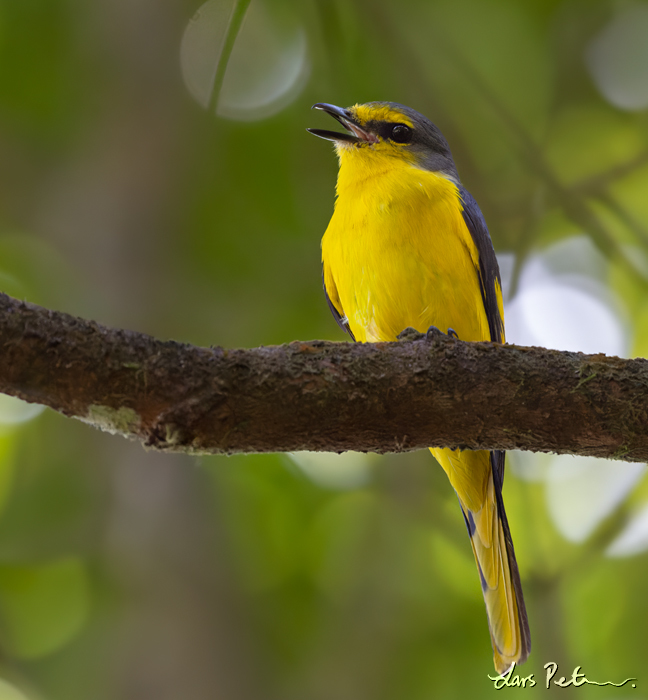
[0,679,33,700]
[546,104,646,184]
[0,557,90,659]
[0,0,84,139]
[0,233,76,309]
[563,561,626,670]
[306,490,381,600]
[0,416,104,561]
[429,531,481,602]
[0,434,16,519]
[212,454,321,591]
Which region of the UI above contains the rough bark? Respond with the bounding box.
[0,293,646,461]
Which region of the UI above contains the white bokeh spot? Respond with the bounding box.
[180,0,310,121]
[607,503,648,557]
[585,2,648,111]
[503,236,640,540]
[0,395,44,427]
[504,236,627,356]
[288,452,374,491]
[546,456,645,543]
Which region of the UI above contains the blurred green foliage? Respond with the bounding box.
[0,0,647,698]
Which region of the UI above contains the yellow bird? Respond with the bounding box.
[309,101,530,674]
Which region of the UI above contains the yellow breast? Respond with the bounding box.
[322,158,490,344]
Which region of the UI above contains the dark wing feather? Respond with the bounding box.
[459,186,504,344]
[460,188,506,487]
[461,188,530,660]
[323,270,356,341]
[491,448,532,660]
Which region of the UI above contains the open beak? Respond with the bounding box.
[307,103,378,144]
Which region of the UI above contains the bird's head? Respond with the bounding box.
[308,101,458,181]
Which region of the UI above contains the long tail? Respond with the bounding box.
[431,447,531,674]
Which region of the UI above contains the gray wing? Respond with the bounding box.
[460,189,507,480]
[461,187,531,659]
[459,186,504,344]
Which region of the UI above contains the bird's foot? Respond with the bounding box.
[425,326,460,340]
[397,327,424,341]
[425,325,444,339]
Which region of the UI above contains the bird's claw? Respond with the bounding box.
[401,326,460,341]
[425,325,444,339]
[425,326,460,340]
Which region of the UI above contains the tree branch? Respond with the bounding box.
[0,293,646,461]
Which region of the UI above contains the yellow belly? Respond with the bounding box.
[322,164,490,344]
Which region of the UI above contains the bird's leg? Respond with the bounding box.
[447,327,459,339]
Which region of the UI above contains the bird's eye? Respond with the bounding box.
[390,124,412,143]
